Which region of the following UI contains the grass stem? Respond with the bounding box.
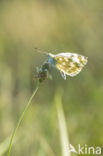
[8,81,41,156]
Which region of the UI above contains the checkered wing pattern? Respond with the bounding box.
[54,53,88,77]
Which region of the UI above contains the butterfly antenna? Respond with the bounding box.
[34,48,48,55]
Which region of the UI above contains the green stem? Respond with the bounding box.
[8,81,41,156]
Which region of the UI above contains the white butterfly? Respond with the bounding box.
[47,52,88,79]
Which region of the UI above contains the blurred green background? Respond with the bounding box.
[0,0,103,155]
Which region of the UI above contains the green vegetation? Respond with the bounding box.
[0,0,103,155]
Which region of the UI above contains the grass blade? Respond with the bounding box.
[55,89,71,156]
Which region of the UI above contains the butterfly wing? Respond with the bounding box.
[54,53,88,77]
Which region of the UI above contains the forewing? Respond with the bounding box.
[54,53,88,77]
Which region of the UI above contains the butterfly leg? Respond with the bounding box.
[60,71,66,80]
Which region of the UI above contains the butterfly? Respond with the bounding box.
[46,52,88,80]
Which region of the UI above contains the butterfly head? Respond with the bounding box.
[47,53,56,67]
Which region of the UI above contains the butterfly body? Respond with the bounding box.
[47,52,88,79]
[47,54,56,67]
